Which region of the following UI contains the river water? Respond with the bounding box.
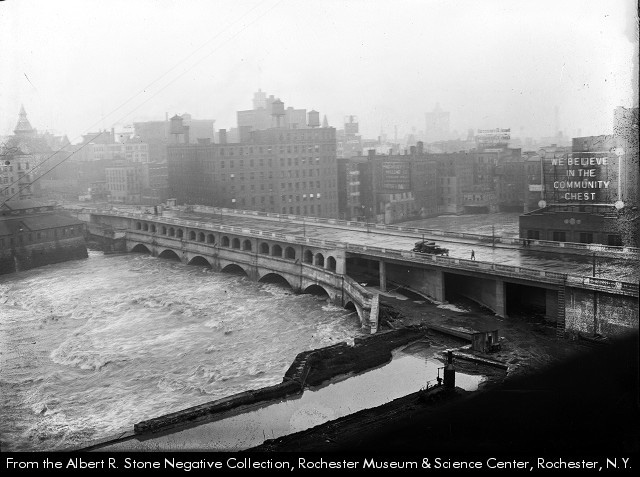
[0,252,362,452]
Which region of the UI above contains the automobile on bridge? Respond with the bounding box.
[412,240,449,256]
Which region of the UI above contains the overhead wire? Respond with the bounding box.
[1,0,282,204]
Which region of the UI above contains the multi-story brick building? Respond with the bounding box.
[167,113,338,217]
[105,161,144,203]
[434,152,473,214]
[337,143,438,223]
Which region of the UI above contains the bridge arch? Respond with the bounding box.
[259,272,295,289]
[207,233,215,244]
[232,238,241,249]
[259,242,270,254]
[187,255,211,267]
[221,263,249,277]
[158,249,181,261]
[242,239,252,251]
[272,244,283,257]
[189,230,196,240]
[314,253,325,267]
[130,243,152,254]
[222,236,230,247]
[304,283,331,298]
[177,228,184,239]
[303,249,313,263]
[326,256,337,271]
[284,246,296,260]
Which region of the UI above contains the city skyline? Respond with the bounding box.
[1,0,637,144]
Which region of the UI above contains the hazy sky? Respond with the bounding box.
[1,0,637,143]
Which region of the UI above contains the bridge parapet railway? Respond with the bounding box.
[90,210,638,298]
[89,211,639,338]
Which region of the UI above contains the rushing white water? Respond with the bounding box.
[0,252,362,451]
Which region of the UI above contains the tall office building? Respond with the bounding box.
[168,103,338,218]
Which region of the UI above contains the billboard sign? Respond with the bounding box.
[476,128,510,147]
[382,162,411,190]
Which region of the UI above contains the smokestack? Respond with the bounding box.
[219,129,227,144]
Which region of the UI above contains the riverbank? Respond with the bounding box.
[249,301,639,454]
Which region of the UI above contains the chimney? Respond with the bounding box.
[184,126,190,145]
[219,129,227,144]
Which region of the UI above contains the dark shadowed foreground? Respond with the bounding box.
[251,333,639,454]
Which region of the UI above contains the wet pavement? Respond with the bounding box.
[174,210,639,281]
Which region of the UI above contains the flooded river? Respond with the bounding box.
[0,252,361,451]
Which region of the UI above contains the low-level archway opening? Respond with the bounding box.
[505,282,550,324]
[207,234,215,244]
[326,256,337,271]
[304,284,330,299]
[158,249,181,261]
[443,272,497,316]
[177,228,184,239]
[142,223,149,231]
[161,226,167,235]
[150,224,156,233]
[259,273,293,289]
[344,301,357,312]
[136,222,142,230]
[285,246,296,260]
[232,238,241,249]
[198,232,205,242]
[187,256,211,268]
[314,253,325,267]
[130,244,152,254]
[221,263,248,277]
[259,242,270,254]
[343,301,362,325]
[242,239,252,251]
[272,244,283,257]
[168,227,175,237]
[222,236,230,247]
[189,231,196,240]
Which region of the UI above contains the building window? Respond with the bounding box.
[579,232,593,244]
[607,234,622,246]
[527,230,540,240]
[552,231,566,242]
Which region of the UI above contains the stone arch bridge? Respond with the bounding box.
[121,219,379,332]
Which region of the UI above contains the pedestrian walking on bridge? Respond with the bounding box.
[470,249,475,260]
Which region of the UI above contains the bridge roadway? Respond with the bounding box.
[171,208,639,282]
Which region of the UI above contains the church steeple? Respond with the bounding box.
[14,105,35,137]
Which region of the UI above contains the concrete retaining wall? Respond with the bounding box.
[133,327,425,435]
[565,287,638,337]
